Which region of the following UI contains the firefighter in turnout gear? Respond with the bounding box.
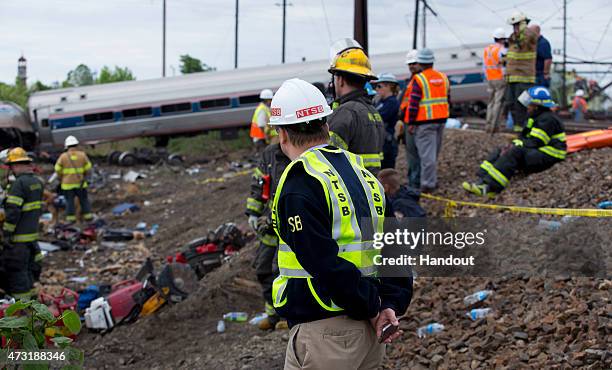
[463,86,566,197]
[327,40,386,175]
[54,135,93,223]
[269,78,412,369]
[505,11,538,131]
[245,143,291,330]
[1,148,44,299]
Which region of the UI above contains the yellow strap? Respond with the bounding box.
[422,193,612,217]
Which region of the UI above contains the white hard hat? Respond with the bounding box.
[405,49,418,65]
[329,38,363,64]
[372,73,399,85]
[507,11,529,25]
[64,135,79,148]
[575,89,585,97]
[0,149,9,163]
[493,28,507,39]
[416,48,435,64]
[259,89,274,100]
[268,78,332,126]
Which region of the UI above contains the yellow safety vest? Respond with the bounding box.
[271,147,385,311]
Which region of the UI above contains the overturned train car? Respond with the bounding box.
[28,44,488,149]
[0,101,36,150]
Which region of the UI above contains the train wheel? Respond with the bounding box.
[107,151,122,165]
[118,152,137,166]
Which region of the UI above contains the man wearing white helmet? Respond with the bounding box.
[269,78,412,369]
[483,28,508,133]
[572,89,588,122]
[250,89,275,151]
[54,135,93,223]
[506,11,538,131]
[399,49,423,188]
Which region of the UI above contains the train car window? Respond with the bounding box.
[122,107,153,119]
[84,111,114,123]
[41,119,49,128]
[60,96,67,102]
[54,108,63,113]
[451,53,458,59]
[200,98,230,109]
[161,102,192,114]
[470,51,477,57]
[80,94,87,100]
[239,95,260,105]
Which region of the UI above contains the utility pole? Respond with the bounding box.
[354,0,368,54]
[412,0,419,49]
[162,0,166,77]
[282,0,287,63]
[561,0,567,109]
[234,0,239,69]
[422,1,426,47]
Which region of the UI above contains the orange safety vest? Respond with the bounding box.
[400,77,414,123]
[483,43,503,81]
[572,97,588,113]
[250,103,270,140]
[412,69,450,122]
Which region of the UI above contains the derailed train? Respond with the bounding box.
[23,44,487,149]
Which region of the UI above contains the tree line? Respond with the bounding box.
[0,54,214,109]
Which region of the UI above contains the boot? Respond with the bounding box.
[257,314,280,330]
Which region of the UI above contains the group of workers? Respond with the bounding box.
[0,136,93,300]
[245,11,570,369]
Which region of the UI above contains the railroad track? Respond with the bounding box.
[462,117,611,134]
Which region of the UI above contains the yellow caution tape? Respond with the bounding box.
[421,193,612,218]
[199,169,251,184]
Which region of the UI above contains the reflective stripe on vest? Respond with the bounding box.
[271,147,385,311]
[250,103,270,140]
[483,44,503,81]
[414,69,450,122]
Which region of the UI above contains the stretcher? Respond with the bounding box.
[566,127,612,153]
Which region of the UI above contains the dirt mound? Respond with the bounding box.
[40,130,611,369]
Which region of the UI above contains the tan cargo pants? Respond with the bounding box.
[486,78,506,132]
[284,315,385,370]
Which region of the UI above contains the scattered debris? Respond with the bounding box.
[123,170,147,183]
[112,203,140,215]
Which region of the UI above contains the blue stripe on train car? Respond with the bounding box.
[114,112,122,122]
[152,107,161,117]
[192,102,200,112]
[50,116,82,130]
[230,97,239,108]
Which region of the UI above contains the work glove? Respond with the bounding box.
[512,139,524,147]
[248,215,259,231]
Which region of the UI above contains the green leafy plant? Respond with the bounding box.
[0,300,83,369]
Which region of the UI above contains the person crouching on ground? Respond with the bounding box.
[462,86,566,197]
[378,168,426,218]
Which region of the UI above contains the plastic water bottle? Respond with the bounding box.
[216,320,225,333]
[148,224,159,236]
[463,290,493,306]
[249,313,268,326]
[417,323,445,338]
[538,219,562,231]
[467,308,492,321]
[223,312,248,322]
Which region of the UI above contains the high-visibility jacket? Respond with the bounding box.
[271,146,385,313]
[483,43,504,81]
[506,28,537,84]
[250,103,270,140]
[2,172,43,243]
[54,149,92,190]
[400,76,415,123]
[572,96,588,113]
[513,110,567,160]
[412,68,450,122]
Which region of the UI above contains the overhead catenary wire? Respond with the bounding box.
[592,13,612,58]
[319,0,333,43]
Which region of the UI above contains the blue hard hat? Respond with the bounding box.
[518,86,557,108]
[364,82,377,96]
[416,48,435,64]
[372,73,399,85]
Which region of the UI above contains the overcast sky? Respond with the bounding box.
[1,0,611,85]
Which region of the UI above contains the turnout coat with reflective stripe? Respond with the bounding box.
[54,149,92,190]
[271,146,386,322]
[506,28,538,84]
[2,173,44,243]
[410,68,450,122]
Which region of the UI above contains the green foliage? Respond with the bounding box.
[179,54,216,74]
[0,82,29,109]
[30,81,52,93]
[0,300,83,368]
[168,129,251,156]
[64,64,94,87]
[97,66,136,84]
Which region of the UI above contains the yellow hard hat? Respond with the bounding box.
[6,147,32,164]
[328,48,376,80]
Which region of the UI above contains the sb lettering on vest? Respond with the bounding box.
[271,108,282,116]
[295,105,324,119]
